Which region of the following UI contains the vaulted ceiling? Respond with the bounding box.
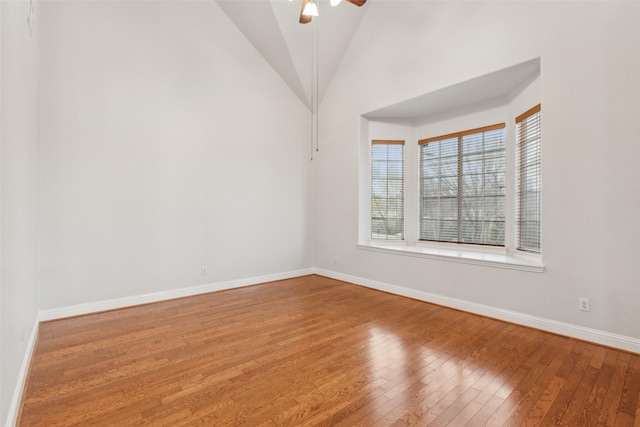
[215,0,369,110]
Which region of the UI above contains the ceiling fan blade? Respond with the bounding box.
[299,0,312,24]
[345,0,366,6]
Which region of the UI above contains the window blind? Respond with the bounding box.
[516,104,541,253]
[419,124,505,246]
[371,140,405,240]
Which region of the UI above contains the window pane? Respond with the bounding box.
[420,125,505,246]
[460,129,505,245]
[516,108,541,252]
[371,143,405,240]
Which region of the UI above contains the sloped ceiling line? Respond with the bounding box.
[216,0,368,111]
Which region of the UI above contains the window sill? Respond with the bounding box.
[357,242,544,273]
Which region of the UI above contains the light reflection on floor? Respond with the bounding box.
[363,322,516,424]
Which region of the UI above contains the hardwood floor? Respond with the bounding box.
[19,275,640,426]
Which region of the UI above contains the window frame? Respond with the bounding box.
[370,140,405,241]
[515,104,542,253]
[418,123,507,247]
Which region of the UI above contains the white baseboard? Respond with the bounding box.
[315,268,640,355]
[5,321,39,427]
[38,268,315,322]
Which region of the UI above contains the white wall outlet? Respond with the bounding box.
[578,297,590,312]
[201,266,208,276]
[333,256,339,264]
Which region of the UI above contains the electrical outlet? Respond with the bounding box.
[578,297,590,312]
[333,256,339,264]
[201,266,208,276]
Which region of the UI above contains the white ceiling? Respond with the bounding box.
[216,0,368,110]
[363,59,542,126]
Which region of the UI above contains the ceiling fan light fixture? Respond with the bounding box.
[330,0,342,6]
[302,0,319,16]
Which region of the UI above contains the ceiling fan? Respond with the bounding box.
[299,0,367,24]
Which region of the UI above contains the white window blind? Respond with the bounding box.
[516,105,541,253]
[371,140,404,240]
[419,124,506,246]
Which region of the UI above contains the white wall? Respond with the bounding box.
[316,1,640,340]
[1,0,41,424]
[37,1,314,309]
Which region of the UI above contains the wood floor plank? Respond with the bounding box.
[559,363,601,425]
[18,275,640,426]
[487,336,578,426]
[579,349,620,425]
[599,352,632,426]
[619,356,640,418]
[465,394,504,426]
[539,341,597,425]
